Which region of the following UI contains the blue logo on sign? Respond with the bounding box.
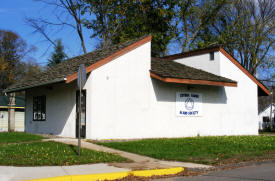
[185,98,194,110]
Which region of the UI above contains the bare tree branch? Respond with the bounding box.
[26,0,87,54]
[25,17,57,47]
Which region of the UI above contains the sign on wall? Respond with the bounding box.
[176,92,202,116]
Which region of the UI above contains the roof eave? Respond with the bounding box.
[4,78,66,93]
[218,47,271,96]
[0,106,25,109]
[65,35,152,84]
[258,103,275,115]
[161,46,220,60]
[150,72,238,87]
[160,46,270,96]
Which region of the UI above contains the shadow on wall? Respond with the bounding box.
[151,78,227,104]
[26,83,76,136]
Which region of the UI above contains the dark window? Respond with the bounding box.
[210,52,214,60]
[180,93,190,97]
[263,116,270,122]
[76,90,86,138]
[33,96,46,121]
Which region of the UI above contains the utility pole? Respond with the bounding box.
[8,92,15,132]
[78,78,82,156]
[270,91,273,129]
[77,64,86,156]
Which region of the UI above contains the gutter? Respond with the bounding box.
[0,106,25,109]
[4,78,67,93]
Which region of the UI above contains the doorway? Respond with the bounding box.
[76,90,86,138]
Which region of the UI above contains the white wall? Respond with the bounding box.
[174,51,220,75]
[85,42,259,140]
[15,111,24,131]
[23,41,259,139]
[258,105,275,130]
[147,81,232,138]
[0,110,24,132]
[85,42,151,139]
[0,111,8,132]
[25,82,77,137]
[219,53,259,135]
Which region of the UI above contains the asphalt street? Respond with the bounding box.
[155,162,275,181]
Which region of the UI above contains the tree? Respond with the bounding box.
[82,0,128,49]
[83,0,177,56]
[26,0,87,54]
[200,0,275,77]
[0,30,40,92]
[22,61,42,81]
[0,30,27,91]
[175,0,229,52]
[114,0,177,57]
[47,39,67,67]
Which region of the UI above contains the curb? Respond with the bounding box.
[26,167,184,181]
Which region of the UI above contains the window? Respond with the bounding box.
[33,96,46,121]
[210,52,214,61]
[263,116,270,122]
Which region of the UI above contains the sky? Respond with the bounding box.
[0,1,273,84]
[0,0,97,65]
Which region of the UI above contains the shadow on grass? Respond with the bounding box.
[69,144,79,155]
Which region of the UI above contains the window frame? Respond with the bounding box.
[33,95,46,121]
[210,52,215,61]
[263,116,270,123]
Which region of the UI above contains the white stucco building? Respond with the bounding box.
[0,96,25,132]
[258,104,275,130]
[5,35,270,139]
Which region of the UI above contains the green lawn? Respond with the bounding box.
[0,141,128,166]
[0,132,44,144]
[98,136,275,165]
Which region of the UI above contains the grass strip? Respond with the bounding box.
[98,136,275,165]
[0,141,128,166]
[0,132,44,144]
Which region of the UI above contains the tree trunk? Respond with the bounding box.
[8,92,15,132]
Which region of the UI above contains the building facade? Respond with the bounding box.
[5,35,270,139]
[0,96,25,132]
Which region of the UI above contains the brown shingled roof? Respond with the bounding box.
[159,46,270,96]
[5,35,249,92]
[150,57,237,87]
[4,35,151,93]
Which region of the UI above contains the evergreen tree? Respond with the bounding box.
[47,39,67,67]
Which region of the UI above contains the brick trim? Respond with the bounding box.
[66,35,152,83]
[150,72,238,87]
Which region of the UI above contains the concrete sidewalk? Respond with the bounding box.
[0,164,129,181]
[48,138,212,170]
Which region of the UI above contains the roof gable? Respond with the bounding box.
[66,35,152,83]
[4,35,152,93]
[161,46,270,96]
[150,58,237,87]
[219,48,270,96]
[4,36,270,96]
[259,103,275,115]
